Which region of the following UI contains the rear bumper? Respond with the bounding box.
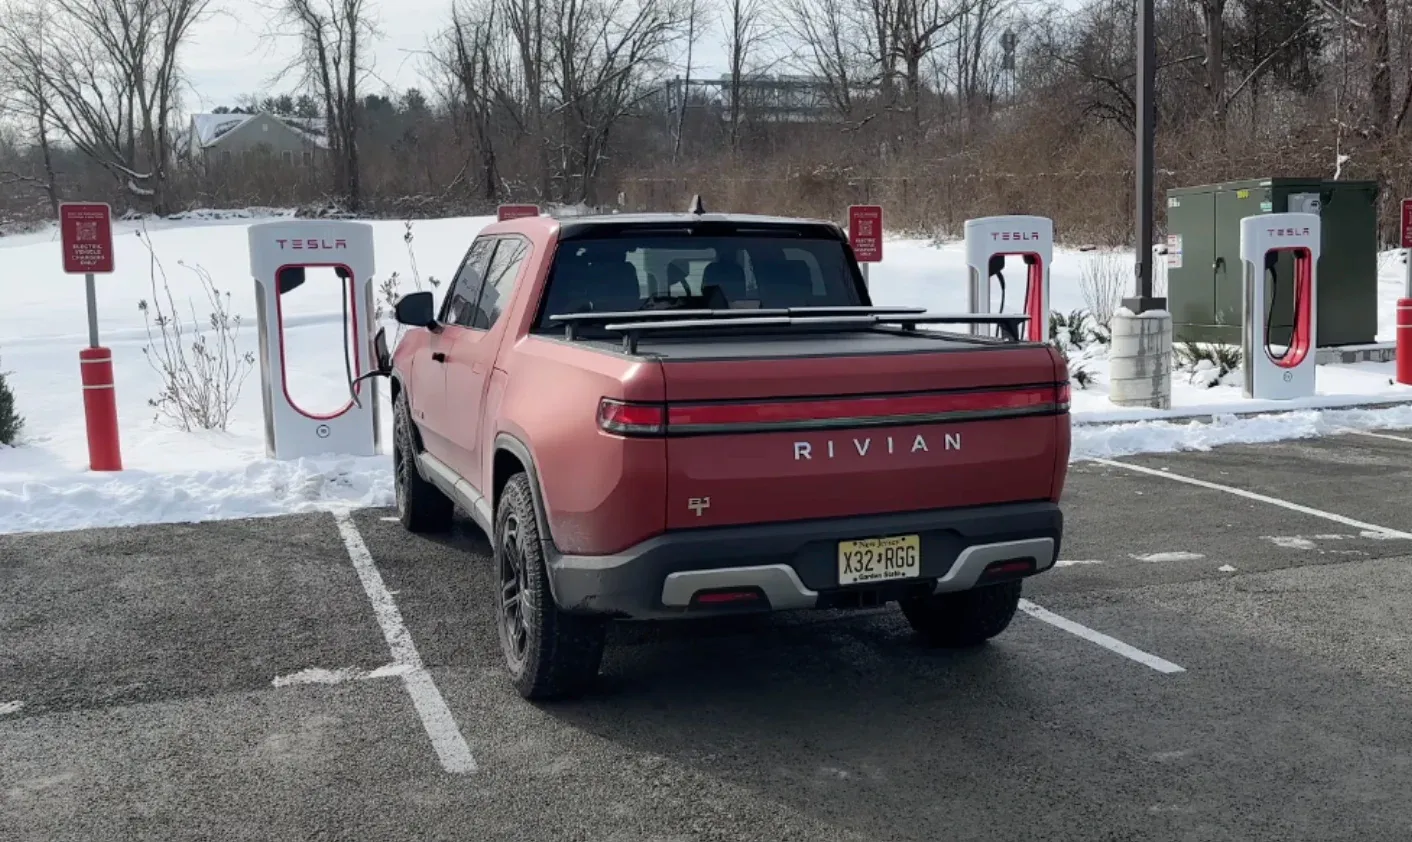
[543,502,1062,620]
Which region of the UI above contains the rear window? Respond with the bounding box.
[533,235,863,331]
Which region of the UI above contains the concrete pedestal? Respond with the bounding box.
[1109,308,1173,409]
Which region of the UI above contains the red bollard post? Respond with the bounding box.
[79,346,123,471]
[1399,299,1412,386]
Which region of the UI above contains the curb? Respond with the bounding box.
[1073,397,1412,428]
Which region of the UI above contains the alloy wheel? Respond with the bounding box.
[498,514,532,668]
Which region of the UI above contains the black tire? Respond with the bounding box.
[899,580,1023,647]
[495,472,607,701]
[392,390,453,533]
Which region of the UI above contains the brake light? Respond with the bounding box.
[1055,381,1071,411]
[598,398,666,435]
[667,386,1056,429]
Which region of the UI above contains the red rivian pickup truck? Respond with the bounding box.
[375,205,1071,700]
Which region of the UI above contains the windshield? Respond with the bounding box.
[534,235,864,331]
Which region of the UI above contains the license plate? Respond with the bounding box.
[837,534,921,586]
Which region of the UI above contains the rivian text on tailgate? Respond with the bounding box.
[794,433,958,460]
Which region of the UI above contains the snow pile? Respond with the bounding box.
[1,211,1409,535]
[1072,403,1412,461]
[0,455,391,535]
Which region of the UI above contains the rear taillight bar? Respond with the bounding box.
[598,384,1068,437]
[597,398,666,435]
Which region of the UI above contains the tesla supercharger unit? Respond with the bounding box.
[1240,212,1320,401]
[248,220,381,459]
[964,215,1053,341]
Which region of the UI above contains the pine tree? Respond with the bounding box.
[0,358,22,446]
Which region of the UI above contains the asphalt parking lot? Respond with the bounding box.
[5,430,1412,841]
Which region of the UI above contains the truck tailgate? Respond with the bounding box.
[659,343,1069,529]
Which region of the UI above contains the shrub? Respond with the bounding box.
[1173,341,1243,389]
[0,359,22,445]
[377,221,443,345]
[135,225,256,431]
[1048,309,1096,389]
[1050,308,1108,349]
[1077,252,1127,332]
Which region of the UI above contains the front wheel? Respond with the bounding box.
[495,472,607,700]
[393,392,453,533]
[899,580,1023,647]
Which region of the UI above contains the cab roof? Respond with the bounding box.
[479,210,849,243]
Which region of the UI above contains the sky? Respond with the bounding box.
[180,0,735,114]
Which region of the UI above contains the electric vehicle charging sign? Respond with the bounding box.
[60,203,115,274]
[849,205,883,262]
[498,204,539,222]
[1401,199,1412,248]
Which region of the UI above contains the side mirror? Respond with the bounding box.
[372,326,391,374]
[277,266,306,294]
[988,254,1006,277]
[394,290,437,327]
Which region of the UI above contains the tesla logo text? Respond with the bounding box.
[792,433,958,460]
[991,231,1040,242]
[1265,227,1310,237]
[275,238,348,249]
[687,497,710,516]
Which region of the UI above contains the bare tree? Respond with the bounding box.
[498,0,553,198]
[444,0,503,200]
[0,0,211,212]
[672,0,706,163]
[722,0,763,151]
[0,1,61,216]
[950,0,1009,124]
[895,0,970,135]
[549,0,687,203]
[776,0,865,117]
[268,0,380,210]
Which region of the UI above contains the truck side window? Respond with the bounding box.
[442,237,496,327]
[472,236,530,330]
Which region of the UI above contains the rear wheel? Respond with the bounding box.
[393,391,453,533]
[899,580,1022,647]
[495,472,607,700]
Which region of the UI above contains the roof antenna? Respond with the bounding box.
[688,194,705,215]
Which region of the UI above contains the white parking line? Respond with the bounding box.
[272,664,412,688]
[1092,458,1412,539]
[333,511,477,774]
[0,700,24,716]
[1018,599,1186,674]
[1347,429,1412,444]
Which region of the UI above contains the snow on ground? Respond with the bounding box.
[1,210,1410,534]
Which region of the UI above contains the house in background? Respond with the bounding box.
[187,111,329,170]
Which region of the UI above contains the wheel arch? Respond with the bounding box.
[492,433,555,553]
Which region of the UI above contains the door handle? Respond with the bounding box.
[432,352,447,363]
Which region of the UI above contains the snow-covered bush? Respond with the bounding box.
[135,226,256,431]
[0,357,22,445]
[1174,341,1243,389]
[1049,309,1098,389]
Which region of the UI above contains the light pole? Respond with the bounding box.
[1122,0,1164,314]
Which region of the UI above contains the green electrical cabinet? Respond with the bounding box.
[1165,177,1379,348]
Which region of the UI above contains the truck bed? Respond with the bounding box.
[571,326,1025,362]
